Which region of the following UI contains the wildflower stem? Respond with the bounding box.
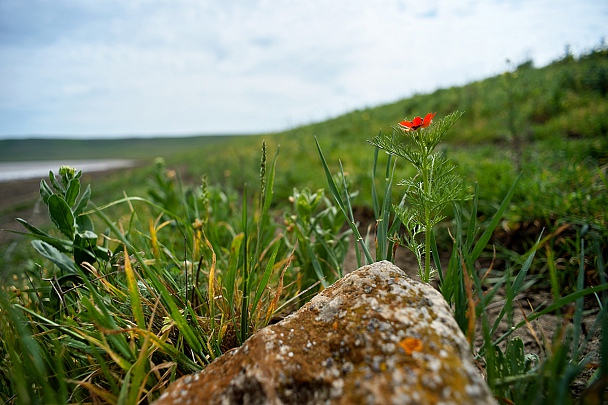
[422,156,432,282]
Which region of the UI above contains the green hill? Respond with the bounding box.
[160,45,607,232]
[2,44,607,230]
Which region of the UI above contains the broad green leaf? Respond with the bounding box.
[74,215,95,233]
[65,178,81,207]
[39,179,53,204]
[506,337,528,376]
[48,194,76,239]
[77,230,98,240]
[15,218,53,238]
[73,184,91,215]
[15,218,72,251]
[49,170,65,193]
[31,240,78,274]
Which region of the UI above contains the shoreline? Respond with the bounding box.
[0,159,137,183]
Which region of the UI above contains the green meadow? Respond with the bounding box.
[0,45,607,403]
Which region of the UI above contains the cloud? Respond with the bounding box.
[0,0,606,137]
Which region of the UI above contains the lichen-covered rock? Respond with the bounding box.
[155,261,494,405]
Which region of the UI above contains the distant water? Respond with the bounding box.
[0,159,137,183]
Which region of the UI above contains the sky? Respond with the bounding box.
[0,0,606,139]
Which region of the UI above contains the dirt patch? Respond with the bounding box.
[0,178,47,245]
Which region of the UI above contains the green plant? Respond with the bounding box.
[369,111,468,281]
[317,112,608,403]
[1,45,607,404]
[0,143,303,403]
[16,165,111,275]
[283,186,351,292]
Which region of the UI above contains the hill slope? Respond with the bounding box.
[1,46,606,229]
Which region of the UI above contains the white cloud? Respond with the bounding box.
[0,0,606,137]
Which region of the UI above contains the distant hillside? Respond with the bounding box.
[280,45,608,145]
[3,45,606,164]
[2,45,606,223]
[157,45,607,197]
[0,135,232,162]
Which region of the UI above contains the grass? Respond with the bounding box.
[0,44,607,403]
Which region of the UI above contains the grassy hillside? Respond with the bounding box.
[1,45,607,404]
[2,46,606,234]
[2,46,606,228]
[161,46,608,230]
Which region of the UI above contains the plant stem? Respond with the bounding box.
[423,159,431,282]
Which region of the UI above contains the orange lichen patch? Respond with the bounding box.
[332,321,338,331]
[399,337,423,355]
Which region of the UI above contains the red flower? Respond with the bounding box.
[398,112,436,132]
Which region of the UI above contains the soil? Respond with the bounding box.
[0,177,48,246]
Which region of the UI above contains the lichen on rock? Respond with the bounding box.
[154,261,494,405]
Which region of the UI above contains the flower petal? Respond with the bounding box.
[398,120,415,131]
[411,116,423,127]
[422,112,436,128]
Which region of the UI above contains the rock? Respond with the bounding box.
[155,261,494,405]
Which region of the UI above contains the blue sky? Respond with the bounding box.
[1,0,606,139]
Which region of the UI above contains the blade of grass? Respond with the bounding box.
[339,160,373,264]
[251,239,282,315]
[202,229,217,333]
[490,234,542,334]
[315,136,373,264]
[595,237,607,362]
[571,238,585,358]
[464,183,479,252]
[224,233,243,310]
[545,245,561,301]
[306,242,329,288]
[122,246,146,329]
[371,143,381,218]
[431,229,443,284]
[240,184,250,344]
[470,174,521,262]
[493,283,608,347]
[92,203,205,358]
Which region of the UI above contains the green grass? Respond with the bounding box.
[0,44,607,404]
